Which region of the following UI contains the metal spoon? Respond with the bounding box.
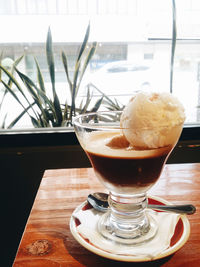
[87,192,196,215]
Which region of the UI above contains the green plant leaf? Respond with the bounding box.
[15,68,39,98]
[70,23,93,119]
[90,96,103,112]
[1,79,39,123]
[1,80,23,105]
[61,51,72,93]
[46,27,63,125]
[77,23,90,62]
[80,86,92,114]
[76,42,97,97]
[0,64,39,122]
[34,57,46,93]
[46,27,56,95]
[7,102,36,128]
[31,116,42,128]
[15,68,44,112]
[8,55,24,88]
[13,55,24,66]
[72,59,81,102]
[0,51,4,81]
[0,65,28,100]
[73,23,90,96]
[63,102,69,121]
[88,83,124,111]
[53,93,63,126]
[0,89,8,112]
[70,66,78,117]
[0,113,7,128]
[15,68,52,126]
[89,82,115,105]
[15,68,60,126]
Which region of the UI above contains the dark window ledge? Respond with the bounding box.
[0,125,199,148]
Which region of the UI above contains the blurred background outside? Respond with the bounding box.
[0,0,200,128]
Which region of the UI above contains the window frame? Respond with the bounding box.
[0,124,199,148]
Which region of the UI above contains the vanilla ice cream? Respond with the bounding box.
[120,92,185,149]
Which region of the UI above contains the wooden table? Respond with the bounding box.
[13,164,200,266]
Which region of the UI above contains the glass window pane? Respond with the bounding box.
[0,0,199,130]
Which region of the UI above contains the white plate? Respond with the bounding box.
[70,196,190,262]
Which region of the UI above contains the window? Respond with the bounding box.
[0,0,200,130]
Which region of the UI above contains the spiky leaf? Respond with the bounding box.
[46,27,56,95]
[61,51,72,93]
[34,57,46,93]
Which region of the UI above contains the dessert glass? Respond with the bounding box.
[73,111,183,245]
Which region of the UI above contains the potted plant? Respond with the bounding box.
[0,23,108,129]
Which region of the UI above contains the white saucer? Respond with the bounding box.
[70,196,190,262]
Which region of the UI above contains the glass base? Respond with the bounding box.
[97,193,158,245]
[98,211,157,245]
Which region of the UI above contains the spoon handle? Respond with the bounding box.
[148,204,196,214]
[88,193,196,215]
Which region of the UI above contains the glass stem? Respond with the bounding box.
[108,192,149,239]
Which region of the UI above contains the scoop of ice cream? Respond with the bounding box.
[120,92,185,149]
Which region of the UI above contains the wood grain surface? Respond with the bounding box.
[13,164,200,267]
